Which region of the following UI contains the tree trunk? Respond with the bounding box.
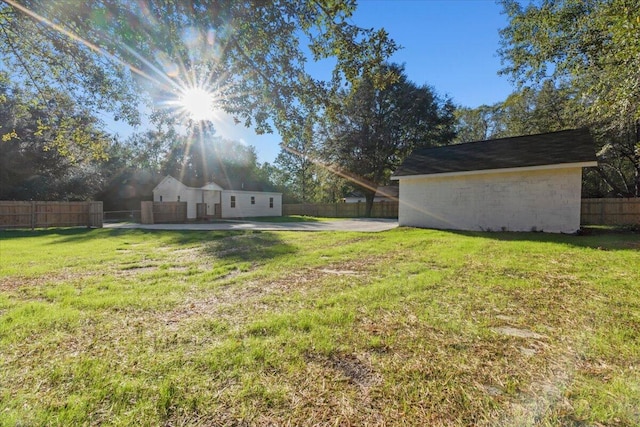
[364,191,375,218]
[595,167,632,197]
[635,121,640,197]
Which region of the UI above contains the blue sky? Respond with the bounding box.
[247,0,515,163]
[109,0,515,164]
[353,0,514,107]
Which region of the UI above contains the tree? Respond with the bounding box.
[274,143,318,203]
[161,126,275,192]
[273,109,327,203]
[498,0,640,196]
[0,75,112,200]
[1,0,398,157]
[453,104,503,143]
[455,81,580,141]
[323,63,456,216]
[95,128,178,211]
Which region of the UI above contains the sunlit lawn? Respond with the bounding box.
[0,227,638,426]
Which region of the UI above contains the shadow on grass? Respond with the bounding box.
[444,227,639,251]
[16,227,181,244]
[1,227,298,263]
[233,215,324,223]
[200,231,298,263]
[0,227,104,241]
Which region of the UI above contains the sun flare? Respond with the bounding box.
[179,86,216,122]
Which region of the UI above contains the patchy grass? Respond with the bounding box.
[0,227,638,426]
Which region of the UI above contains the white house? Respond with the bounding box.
[343,185,399,203]
[391,129,598,233]
[152,175,282,219]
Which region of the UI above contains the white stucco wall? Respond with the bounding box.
[221,190,282,218]
[153,177,221,219]
[153,176,184,204]
[397,167,584,233]
[201,191,219,217]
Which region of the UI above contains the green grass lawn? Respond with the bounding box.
[1,227,638,426]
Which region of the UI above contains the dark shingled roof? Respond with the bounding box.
[393,128,597,178]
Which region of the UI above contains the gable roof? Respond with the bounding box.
[153,175,187,191]
[375,185,399,199]
[153,175,278,193]
[200,182,224,191]
[392,128,598,178]
[345,185,400,200]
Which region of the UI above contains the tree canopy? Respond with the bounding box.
[498,0,640,129]
[0,74,111,200]
[454,81,580,144]
[1,0,398,149]
[323,63,456,215]
[498,0,640,196]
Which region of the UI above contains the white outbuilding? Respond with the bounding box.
[152,175,282,219]
[391,129,598,233]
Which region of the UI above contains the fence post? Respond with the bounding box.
[88,202,103,228]
[30,201,35,230]
[141,201,154,224]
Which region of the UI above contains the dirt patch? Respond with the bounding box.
[491,326,547,340]
[305,352,380,388]
[118,264,158,273]
[495,314,517,322]
[160,257,381,329]
[0,270,91,291]
[311,256,381,276]
[316,269,361,276]
[156,246,207,263]
[489,356,575,427]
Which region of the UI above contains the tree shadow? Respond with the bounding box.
[443,227,639,251]
[239,215,323,223]
[0,227,103,242]
[0,227,298,263]
[198,231,297,263]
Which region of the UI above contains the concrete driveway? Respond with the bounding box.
[104,218,398,232]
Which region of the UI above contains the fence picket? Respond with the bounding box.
[581,198,640,225]
[285,199,640,226]
[0,201,103,229]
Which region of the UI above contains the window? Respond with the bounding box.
[269,197,274,208]
[159,195,163,202]
[177,196,180,202]
[230,196,236,208]
[251,196,255,205]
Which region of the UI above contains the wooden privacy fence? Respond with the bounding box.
[0,201,103,229]
[284,202,398,218]
[140,201,187,224]
[581,198,640,225]
[285,199,640,225]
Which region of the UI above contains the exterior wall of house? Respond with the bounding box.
[398,167,583,233]
[152,177,221,219]
[221,190,282,218]
[201,191,220,217]
[153,176,184,205]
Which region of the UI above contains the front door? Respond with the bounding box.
[196,203,207,219]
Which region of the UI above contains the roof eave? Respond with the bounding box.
[391,161,598,180]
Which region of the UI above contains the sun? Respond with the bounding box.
[179,86,216,122]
